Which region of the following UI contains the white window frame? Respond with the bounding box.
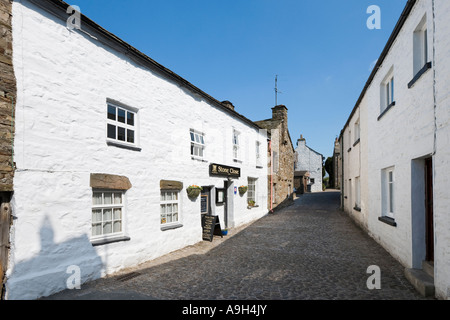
[233,129,241,161]
[355,176,361,209]
[413,15,428,75]
[247,177,257,205]
[106,101,139,148]
[382,167,395,218]
[160,190,180,226]
[256,141,262,167]
[354,120,360,143]
[91,189,125,240]
[380,69,395,113]
[190,129,205,160]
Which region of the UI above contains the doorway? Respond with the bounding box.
[424,158,434,262]
[201,187,211,216]
[0,192,12,300]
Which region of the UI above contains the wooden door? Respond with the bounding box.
[425,158,434,262]
[0,196,12,299]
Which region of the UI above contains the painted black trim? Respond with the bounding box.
[353,206,361,212]
[378,216,397,227]
[377,101,396,121]
[408,62,432,88]
[91,236,131,246]
[353,138,360,147]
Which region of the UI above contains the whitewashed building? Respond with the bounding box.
[2,0,269,299]
[294,135,323,193]
[339,0,450,299]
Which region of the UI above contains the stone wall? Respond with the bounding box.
[0,0,15,192]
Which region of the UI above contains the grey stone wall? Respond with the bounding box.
[0,0,15,192]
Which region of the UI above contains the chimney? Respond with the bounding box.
[297,134,306,147]
[272,105,288,122]
[222,100,235,111]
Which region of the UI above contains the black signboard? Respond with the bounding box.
[201,195,208,214]
[209,163,241,178]
[201,214,223,242]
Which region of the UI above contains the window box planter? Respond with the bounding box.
[186,185,202,198]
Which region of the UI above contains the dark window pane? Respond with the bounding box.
[118,127,126,141]
[118,109,126,123]
[127,129,135,143]
[108,106,116,121]
[127,112,134,126]
[190,132,194,142]
[107,124,116,139]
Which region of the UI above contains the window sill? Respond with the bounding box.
[378,101,396,121]
[408,62,432,89]
[106,140,142,152]
[256,164,264,169]
[347,147,352,153]
[91,235,131,247]
[378,216,397,227]
[191,156,208,163]
[247,205,259,210]
[353,206,361,212]
[233,159,243,164]
[160,223,183,231]
[353,139,360,147]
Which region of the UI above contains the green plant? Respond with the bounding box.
[186,185,202,198]
[238,185,248,195]
[248,200,255,207]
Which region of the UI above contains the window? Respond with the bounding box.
[256,141,262,166]
[92,190,124,237]
[382,167,395,218]
[190,129,205,159]
[355,177,361,210]
[380,68,395,115]
[273,151,279,173]
[413,15,428,75]
[107,102,137,147]
[248,178,257,205]
[233,129,240,160]
[160,191,179,225]
[354,120,360,144]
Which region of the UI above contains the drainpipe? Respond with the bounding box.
[269,140,273,213]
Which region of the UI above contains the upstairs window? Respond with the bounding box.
[256,141,262,167]
[190,129,205,159]
[413,15,429,76]
[380,69,395,115]
[107,102,137,147]
[233,129,240,161]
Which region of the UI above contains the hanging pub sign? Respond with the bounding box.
[209,163,241,178]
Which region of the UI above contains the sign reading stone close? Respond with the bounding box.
[209,163,241,178]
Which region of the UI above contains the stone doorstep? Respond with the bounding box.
[422,260,434,278]
[404,267,435,298]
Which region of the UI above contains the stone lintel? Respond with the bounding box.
[90,173,132,190]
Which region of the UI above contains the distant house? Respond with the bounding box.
[255,105,295,211]
[294,135,324,193]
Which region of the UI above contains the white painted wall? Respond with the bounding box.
[341,0,450,299]
[294,139,323,193]
[6,0,268,300]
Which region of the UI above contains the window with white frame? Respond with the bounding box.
[190,129,205,159]
[107,102,137,146]
[380,71,395,113]
[233,129,240,160]
[354,120,360,144]
[256,141,261,166]
[382,167,395,218]
[413,15,428,75]
[355,176,361,210]
[160,190,179,225]
[248,178,257,205]
[92,190,124,237]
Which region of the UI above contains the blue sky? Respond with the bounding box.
[71,0,407,159]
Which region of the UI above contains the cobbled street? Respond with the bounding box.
[45,191,430,300]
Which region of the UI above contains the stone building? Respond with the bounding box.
[338,0,450,299]
[255,105,295,212]
[332,138,341,190]
[294,135,324,193]
[0,0,269,300]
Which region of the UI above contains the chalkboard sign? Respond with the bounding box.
[201,195,208,214]
[201,214,223,242]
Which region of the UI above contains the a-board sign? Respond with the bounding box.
[201,214,223,242]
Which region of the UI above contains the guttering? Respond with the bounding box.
[339,0,418,139]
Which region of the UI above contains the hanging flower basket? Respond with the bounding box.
[238,186,248,195]
[186,185,202,198]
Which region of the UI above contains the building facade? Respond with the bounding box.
[2,0,269,300]
[255,105,295,212]
[339,0,450,299]
[294,135,324,193]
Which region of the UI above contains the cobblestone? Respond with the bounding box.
[45,191,431,300]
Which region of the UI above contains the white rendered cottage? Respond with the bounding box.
[294,136,323,193]
[339,0,450,299]
[4,0,269,299]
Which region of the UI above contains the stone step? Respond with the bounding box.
[422,260,434,278]
[404,268,435,297]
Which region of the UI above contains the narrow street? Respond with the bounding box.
[46,191,428,300]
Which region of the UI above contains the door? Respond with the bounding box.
[0,193,12,299]
[425,158,434,262]
[201,187,211,216]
